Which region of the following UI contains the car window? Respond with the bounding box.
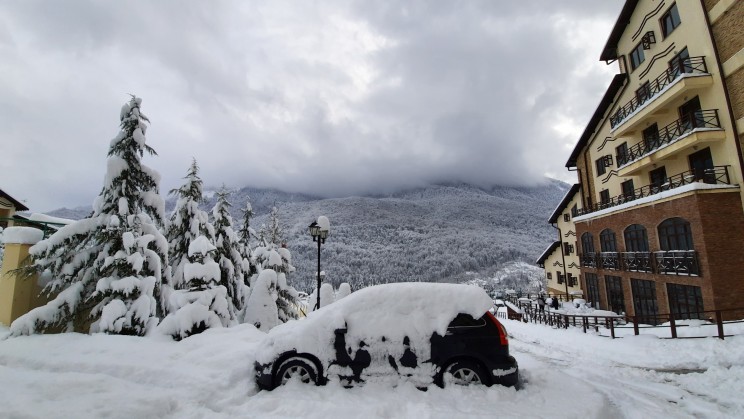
[447,313,486,329]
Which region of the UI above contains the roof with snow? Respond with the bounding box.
[548,184,580,224]
[536,241,561,267]
[0,187,29,212]
[600,0,640,61]
[565,74,627,168]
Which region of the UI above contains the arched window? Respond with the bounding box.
[624,224,649,252]
[581,232,595,254]
[599,229,617,252]
[658,218,694,250]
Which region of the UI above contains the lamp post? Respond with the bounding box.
[309,216,330,310]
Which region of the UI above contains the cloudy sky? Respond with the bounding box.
[0,0,623,212]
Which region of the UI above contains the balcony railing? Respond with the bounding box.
[622,252,653,273]
[655,250,700,276]
[600,252,620,270]
[575,165,731,217]
[610,56,709,129]
[617,109,721,167]
[580,251,699,276]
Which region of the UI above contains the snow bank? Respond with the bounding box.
[1,227,44,245]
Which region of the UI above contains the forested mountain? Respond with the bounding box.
[49,180,569,293]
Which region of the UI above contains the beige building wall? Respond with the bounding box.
[0,229,45,327]
[590,0,744,210]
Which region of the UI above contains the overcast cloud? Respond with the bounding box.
[0,0,622,212]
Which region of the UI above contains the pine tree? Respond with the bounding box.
[211,186,246,314]
[252,244,300,323]
[165,159,213,295]
[237,199,257,277]
[157,236,232,340]
[10,96,167,336]
[266,206,284,246]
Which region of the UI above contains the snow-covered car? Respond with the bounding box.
[254,282,518,390]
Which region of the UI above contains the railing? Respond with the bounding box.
[580,250,700,276]
[617,109,722,166]
[576,165,731,217]
[622,251,653,273]
[599,252,620,270]
[610,56,709,128]
[515,303,744,340]
[655,250,700,276]
[0,217,67,239]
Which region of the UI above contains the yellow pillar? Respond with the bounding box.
[0,228,44,327]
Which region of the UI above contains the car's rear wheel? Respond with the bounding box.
[442,360,489,387]
[274,357,319,387]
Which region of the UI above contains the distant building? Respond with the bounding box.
[0,188,29,228]
[541,0,744,321]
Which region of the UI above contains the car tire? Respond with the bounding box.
[441,360,489,387]
[274,357,320,387]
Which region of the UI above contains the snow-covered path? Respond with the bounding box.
[0,320,742,418]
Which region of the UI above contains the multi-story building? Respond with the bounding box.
[0,188,29,228]
[542,0,744,322]
[536,184,583,299]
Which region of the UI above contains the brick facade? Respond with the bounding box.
[710,1,744,63]
[575,189,744,319]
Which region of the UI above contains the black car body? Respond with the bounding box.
[254,283,518,390]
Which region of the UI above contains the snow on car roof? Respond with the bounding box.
[255,282,493,367]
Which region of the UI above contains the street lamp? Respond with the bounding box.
[309,216,330,310]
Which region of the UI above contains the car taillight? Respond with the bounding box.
[486,311,509,346]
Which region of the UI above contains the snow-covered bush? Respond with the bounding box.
[244,269,280,332]
[336,282,351,300]
[11,96,167,336]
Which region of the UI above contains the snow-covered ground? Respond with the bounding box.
[1,319,742,418]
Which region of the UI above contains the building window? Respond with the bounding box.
[631,278,659,325]
[600,229,617,252]
[581,232,595,254]
[563,242,574,256]
[621,179,635,201]
[605,275,625,315]
[636,81,651,104]
[599,189,611,206]
[630,42,646,70]
[557,271,564,284]
[564,213,570,222]
[616,142,629,166]
[547,272,552,280]
[667,283,704,320]
[586,273,601,309]
[595,155,613,176]
[649,166,668,191]
[642,123,660,151]
[658,217,694,250]
[571,204,578,217]
[624,224,649,252]
[567,272,577,287]
[669,47,691,78]
[661,3,681,38]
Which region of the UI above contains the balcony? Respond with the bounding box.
[575,165,731,217]
[616,109,723,171]
[610,57,712,134]
[580,251,699,276]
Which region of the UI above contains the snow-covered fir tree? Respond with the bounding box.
[265,206,284,246]
[243,269,279,332]
[158,236,232,340]
[11,96,167,336]
[211,187,246,315]
[237,199,257,277]
[165,159,213,296]
[250,244,300,324]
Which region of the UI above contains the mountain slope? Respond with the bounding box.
[49,180,569,292]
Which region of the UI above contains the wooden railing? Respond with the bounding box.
[575,165,731,217]
[579,250,699,276]
[515,303,744,340]
[610,56,709,128]
[616,109,722,166]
